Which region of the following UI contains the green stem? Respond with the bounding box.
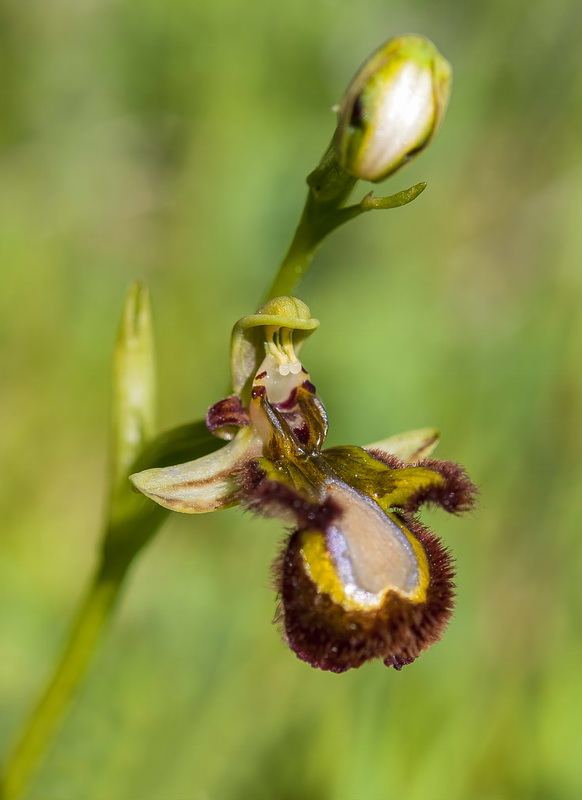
[0,420,217,800]
[264,145,357,302]
[264,138,428,304]
[264,195,319,301]
[265,179,427,303]
[0,557,130,800]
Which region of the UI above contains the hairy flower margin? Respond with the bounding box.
[131,298,476,673]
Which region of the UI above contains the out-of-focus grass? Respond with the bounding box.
[1,0,582,798]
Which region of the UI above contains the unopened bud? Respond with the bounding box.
[334,35,452,183]
[111,281,156,488]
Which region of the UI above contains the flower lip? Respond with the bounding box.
[278,515,456,673]
[252,442,476,672]
[316,481,428,607]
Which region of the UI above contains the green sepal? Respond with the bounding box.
[365,427,439,462]
[129,427,261,516]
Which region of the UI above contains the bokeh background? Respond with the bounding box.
[1,0,582,797]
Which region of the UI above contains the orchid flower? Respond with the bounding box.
[130,297,476,672]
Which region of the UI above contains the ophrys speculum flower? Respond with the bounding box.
[130,297,476,672]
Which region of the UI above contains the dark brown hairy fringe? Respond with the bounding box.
[277,515,455,673]
[366,449,478,515]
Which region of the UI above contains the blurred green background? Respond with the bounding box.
[1,0,582,798]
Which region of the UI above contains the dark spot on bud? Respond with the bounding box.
[405,131,431,159]
[255,371,267,380]
[302,380,316,394]
[349,93,366,129]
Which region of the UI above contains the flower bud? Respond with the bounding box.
[111,282,156,488]
[334,35,452,183]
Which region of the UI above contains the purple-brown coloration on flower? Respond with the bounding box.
[206,394,250,440]
[130,297,477,673]
[365,451,477,515]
